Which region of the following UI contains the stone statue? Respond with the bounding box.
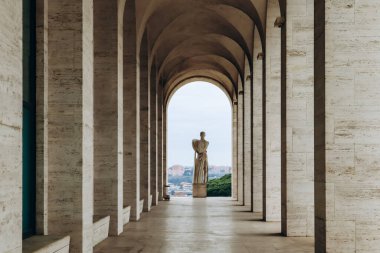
[192,132,209,197]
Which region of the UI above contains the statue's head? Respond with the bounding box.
[200,131,206,139]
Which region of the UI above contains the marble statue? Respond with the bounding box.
[192,132,209,197]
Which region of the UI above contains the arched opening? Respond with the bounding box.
[166,81,232,197]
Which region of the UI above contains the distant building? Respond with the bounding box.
[168,165,185,176]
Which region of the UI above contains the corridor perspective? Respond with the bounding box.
[1,0,380,253]
[94,198,313,253]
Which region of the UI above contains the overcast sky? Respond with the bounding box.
[167,81,232,167]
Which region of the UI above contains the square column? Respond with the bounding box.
[281,0,314,237]
[252,28,263,213]
[123,0,140,221]
[163,108,168,196]
[93,0,123,236]
[237,78,244,204]
[36,0,48,235]
[139,33,151,212]
[264,0,281,222]
[150,69,158,206]
[46,0,94,252]
[232,102,238,200]
[157,84,164,200]
[244,58,252,209]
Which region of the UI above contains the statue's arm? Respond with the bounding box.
[192,139,198,152]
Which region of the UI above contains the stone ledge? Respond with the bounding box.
[123,206,131,225]
[139,199,144,214]
[148,194,153,209]
[23,235,70,253]
[93,216,110,247]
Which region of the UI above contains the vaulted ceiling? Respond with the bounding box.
[135,0,274,100]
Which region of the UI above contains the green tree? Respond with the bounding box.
[207,174,231,197]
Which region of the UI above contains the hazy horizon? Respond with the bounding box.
[167,81,232,167]
[168,164,232,168]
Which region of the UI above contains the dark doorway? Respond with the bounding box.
[22,0,36,239]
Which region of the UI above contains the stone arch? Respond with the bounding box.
[166,68,236,99]
[165,77,233,109]
[149,8,252,74]
[157,34,245,86]
[164,55,238,88]
[165,79,234,198]
[137,0,266,51]
[149,8,252,60]
[135,0,266,106]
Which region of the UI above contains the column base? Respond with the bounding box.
[193,184,207,198]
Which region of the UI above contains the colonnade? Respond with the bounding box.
[1,1,380,253]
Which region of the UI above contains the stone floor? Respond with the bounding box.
[94,198,314,253]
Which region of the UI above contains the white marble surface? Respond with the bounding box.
[93,216,110,247]
[283,0,315,237]
[264,0,282,222]
[252,27,263,213]
[23,236,70,253]
[0,1,22,252]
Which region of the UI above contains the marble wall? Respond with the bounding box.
[0,1,22,252]
[315,1,380,252]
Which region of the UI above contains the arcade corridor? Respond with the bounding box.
[94,198,313,253]
[1,0,380,252]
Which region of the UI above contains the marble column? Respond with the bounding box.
[0,1,22,252]
[93,0,123,236]
[264,0,281,222]
[150,68,158,206]
[163,107,168,196]
[243,57,252,209]
[252,27,263,213]
[123,0,140,221]
[281,0,314,237]
[139,32,151,212]
[157,83,164,200]
[232,101,238,200]
[46,0,94,252]
[315,1,380,252]
[237,78,244,204]
[36,0,48,235]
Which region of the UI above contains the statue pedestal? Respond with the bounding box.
[192,183,207,198]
